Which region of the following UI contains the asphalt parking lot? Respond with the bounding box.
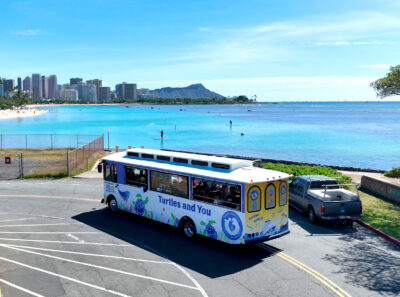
[0,178,399,297]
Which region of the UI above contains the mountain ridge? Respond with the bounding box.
[150,83,223,99]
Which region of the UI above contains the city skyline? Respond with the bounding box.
[1,0,400,101]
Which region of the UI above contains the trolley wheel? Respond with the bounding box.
[182,219,196,239]
[108,196,118,212]
[308,206,316,224]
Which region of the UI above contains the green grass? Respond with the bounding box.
[358,190,400,240]
[262,162,352,184]
[384,167,400,178]
[69,151,108,177]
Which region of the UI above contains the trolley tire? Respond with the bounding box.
[308,206,316,224]
[107,196,118,212]
[181,219,196,239]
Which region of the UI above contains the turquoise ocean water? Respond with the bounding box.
[1,102,400,170]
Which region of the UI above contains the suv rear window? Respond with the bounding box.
[309,180,339,189]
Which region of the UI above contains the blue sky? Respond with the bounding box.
[1,0,400,101]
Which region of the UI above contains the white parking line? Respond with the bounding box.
[66,233,85,243]
[364,242,400,258]
[0,223,80,228]
[0,255,131,297]
[0,232,97,234]
[0,244,199,291]
[5,244,171,264]
[0,278,45,297]
[0,212,67,220]
[0,238,132,246]
[0,218,36,223]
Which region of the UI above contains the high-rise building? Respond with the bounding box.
[3,79,15,97]
[56,84,62,99]
[32,74,42,99]
[98,86,111,103]
[0,84,3,96]
[41,76,49,98]
[137,88,155,99]
[70,78,83,85]
[61,88,79,101]
[86,79,102,100]
[73,84,97,102]
[116,82,137,100]
[23,76,32,92]
[48,75,57,99]
[17,77,22,89]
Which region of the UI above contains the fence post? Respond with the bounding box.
[19,153,23,178]
[66,151,69,176]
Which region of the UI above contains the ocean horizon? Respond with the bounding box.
[1,102,400,170]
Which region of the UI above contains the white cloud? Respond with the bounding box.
[9,29,43,36]
[362,64,392,69]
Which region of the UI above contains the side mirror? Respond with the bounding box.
[97,163,102,173]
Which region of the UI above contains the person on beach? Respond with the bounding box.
[161,130,164,139]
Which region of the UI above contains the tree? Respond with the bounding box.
[370,65,400,98]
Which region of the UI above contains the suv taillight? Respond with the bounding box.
[320,205,325,213]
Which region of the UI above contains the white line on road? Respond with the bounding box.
[0,238,132,246]
[0,237,133,246]
[169,262,209,297]
[0,212,67,220]
[0,244,199,291]
[0,255,132,297]
[67,233,85,243]
[0,232,97,234]
[0,218,36,223]
[6,244,172,264]
[364,242,400,258]
[0,278,45,297]
[0,223,80,228]
[92,225,209,297]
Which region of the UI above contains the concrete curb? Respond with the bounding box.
[357,220,400,248]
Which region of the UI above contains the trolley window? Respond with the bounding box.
[157,155,170,161]
[125,166,148,191]
[247,186,261,212]
[150,170,188,198]
[127,152,139,157]
[191,160,208,167]
[265,184,276,209]
[279,182,288,206]
[105,163,117,183]
[173,157,188,164]
[211,163,230,170]
[192,178,241,210]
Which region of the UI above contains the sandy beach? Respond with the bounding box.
[0,108,48,120]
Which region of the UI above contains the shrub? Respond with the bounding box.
[262,163,352,184]
[384,167,400,178]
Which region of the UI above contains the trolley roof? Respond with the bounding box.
[102,148,291,184]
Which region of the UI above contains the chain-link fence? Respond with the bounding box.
[0,134,104,179]
[0,134,99,150]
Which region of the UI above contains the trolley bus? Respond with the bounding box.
[100,148,291,244]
